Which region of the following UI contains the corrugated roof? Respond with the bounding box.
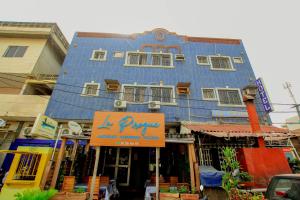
[185,124,291,138]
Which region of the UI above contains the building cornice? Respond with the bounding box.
[77,28,241,45]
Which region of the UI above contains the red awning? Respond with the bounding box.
[184,124,293,138]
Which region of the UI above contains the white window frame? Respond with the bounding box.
[150,85,176,105]
[121,84,147,103]
[124,51,174,68]
[120,84,176,105]
[216,88,244,107]
[232,57,244,64]
[201,88,217,101]
[196,55,210,65]
[209,55,235,71]
[81,82,100,96]
[90,49,107,61]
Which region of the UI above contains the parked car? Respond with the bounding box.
[265,174,300,200]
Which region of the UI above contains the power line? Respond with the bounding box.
[0,73,298,106]
[0,76,299,114]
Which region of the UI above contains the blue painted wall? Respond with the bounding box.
[45,30,267,123]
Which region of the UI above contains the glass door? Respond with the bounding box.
[105,147,132,186]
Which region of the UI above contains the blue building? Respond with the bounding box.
[46,28,266,124]
[44,29,272,194]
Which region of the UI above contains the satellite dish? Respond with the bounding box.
[68,121,82,135]
[0,118,6,127]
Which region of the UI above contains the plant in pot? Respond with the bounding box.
[159,188,180,200]
[180,186,199,200]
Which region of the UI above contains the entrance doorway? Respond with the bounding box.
[104,147,132,186]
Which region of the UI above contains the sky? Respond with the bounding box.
[1,0,299,126]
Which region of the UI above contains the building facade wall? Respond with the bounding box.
[46,30,266,123]
[0,37,47,74]
[32,41,64,75]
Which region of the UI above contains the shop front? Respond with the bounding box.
[49,111,199,200]
[89,111,165,200]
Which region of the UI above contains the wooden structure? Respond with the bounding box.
[61,176,75,192]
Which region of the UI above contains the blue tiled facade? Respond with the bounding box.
[45,29,267,123]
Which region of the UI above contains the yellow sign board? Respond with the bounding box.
[91,112,165,147]
[31,114,58,139]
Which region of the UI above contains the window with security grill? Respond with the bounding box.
[197,55,209,65]
[91,50,107,61]
[13,154,41,180]
[3,46,28,57]
[127,53,147,65]
[210,56,233,70]
[151,87,173,103]
[217,89,242,105]
[123,86,146,102]
[82,83,100,96]
[200,148,213,166]
[152,54,171,66]
[202,88,216,100]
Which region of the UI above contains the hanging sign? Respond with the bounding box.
[256,78,273,113]
[90,111,165,147]
[31,114,58,139]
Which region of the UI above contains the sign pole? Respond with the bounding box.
[156,147,160,200]
[89,146,100,200]
[50,137,67,188]
[40,125,62,189]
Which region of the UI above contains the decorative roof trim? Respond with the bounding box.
[76,28,241,45]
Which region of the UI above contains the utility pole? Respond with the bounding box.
[283,82,300,119]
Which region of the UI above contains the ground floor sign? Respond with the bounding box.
[90,111,165,147]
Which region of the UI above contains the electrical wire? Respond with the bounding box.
[0,76,299,114]
[0,73,298,106]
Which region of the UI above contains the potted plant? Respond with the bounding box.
[179,187,199,200]
[159,188,180,200]
[51,188,88,200]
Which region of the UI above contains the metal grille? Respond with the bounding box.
[162,55,171,66]
[218,147,237,167]
[85,84,98,95]
[211,56,232,69]
[128,53,147,65]
[200,148,213,166]
[151,87,173,103]
[218,89,242,105]
[124,86,146,102]
[202,88,216,100]
[13,154,41,180]
[93,51,105,60]
[197,56,209,64]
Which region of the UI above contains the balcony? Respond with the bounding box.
[0,94,50,120]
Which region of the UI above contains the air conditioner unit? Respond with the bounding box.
[114,100,127,109]
[148,101,160,110]
[175,54,185,61]
[23,127,33,137]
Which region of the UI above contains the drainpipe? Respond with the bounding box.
[242,85,265,148]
